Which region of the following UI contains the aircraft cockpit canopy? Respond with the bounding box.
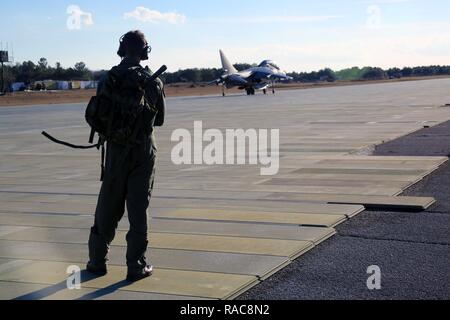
[259,60,280,70]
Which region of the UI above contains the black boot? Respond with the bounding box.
[126,264,153,282]
[86,261,108,276]
[126,255,153,282]
[87,226,109,276]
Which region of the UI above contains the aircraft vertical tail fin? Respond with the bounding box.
[220,50,238,75]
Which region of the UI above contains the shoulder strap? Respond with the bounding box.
[42,131,100,149]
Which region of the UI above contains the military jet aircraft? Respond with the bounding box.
[213,50,293,96]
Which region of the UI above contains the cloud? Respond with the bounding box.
[124,7,186,24]
[247,23,450,71]
[154,22,450,72]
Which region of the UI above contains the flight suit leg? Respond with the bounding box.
[88,143,129,266]
[125,143,156,273]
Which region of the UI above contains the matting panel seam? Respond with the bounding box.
[149,230,328,242]
[0,235,306,254]
[224,280,262,300]
[0,237,314,260]
[152,216,344,228]
[310,229,337,245]
[147,226,335,243]
[0,224,332,243]
[0,224,322,244]
[344,206,366,218]
[0,220,336,243]
[258,260,293,281]
[327,198,436,210]
[288,242,316,260]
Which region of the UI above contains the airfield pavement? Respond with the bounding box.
[240,120,450,300]
[0,78,450,300]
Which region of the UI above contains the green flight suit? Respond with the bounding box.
[88,58,165,274]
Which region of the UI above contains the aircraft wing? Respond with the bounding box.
[268,74,293,81]
[239,70,255,80]
[207,78,222,85]
[246,71,292,83]
[245,71,267,82]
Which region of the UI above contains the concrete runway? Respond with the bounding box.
[1,79,450,299]
[240,120,450,300]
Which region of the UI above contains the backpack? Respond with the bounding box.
[42,65,167,181]
[85,65,158,146]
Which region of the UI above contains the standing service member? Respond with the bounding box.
[87,30,165,282]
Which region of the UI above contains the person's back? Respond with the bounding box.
[87,30,165,282]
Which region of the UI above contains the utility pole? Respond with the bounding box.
[1,60,4,94]
[0,49,9,94]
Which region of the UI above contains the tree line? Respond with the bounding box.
[3,58,450,89]
[2,58,104,87]
[289,66,450,82]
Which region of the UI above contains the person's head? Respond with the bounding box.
[117,30,151,61]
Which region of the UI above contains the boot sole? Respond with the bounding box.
[126,270,153,282]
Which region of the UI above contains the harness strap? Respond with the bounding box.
[89,128,96,144]
[41,131,100,149]
[42,131,107,182]
[100,142,106,182]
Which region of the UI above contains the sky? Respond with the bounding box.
[0,0,450,72]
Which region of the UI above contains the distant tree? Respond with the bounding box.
[38,58,48,70]
[74,62,86,71]
[317,68,336,82]
[361,67,388,80]
[2,67,15,91]
[6,57,450,88]
[401,67,413,77]
[335,67,367,81]
[52,62,64,80]
[437,65,450,75]
[178,69,202,83]
[73,62,90,80]
[15,61,37,83]
[412,66,435,77]
[386,67,402,79]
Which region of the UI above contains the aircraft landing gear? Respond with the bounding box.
[263,89,267,95]
[246,88,256,95]
[222,85,226,97]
